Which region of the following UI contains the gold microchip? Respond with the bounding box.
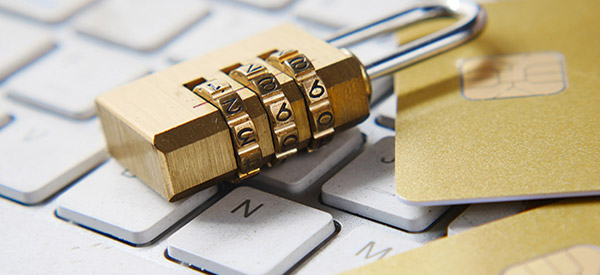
[502,244,600,275]
[460,52,567,100]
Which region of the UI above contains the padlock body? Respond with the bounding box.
[95,24,371,201]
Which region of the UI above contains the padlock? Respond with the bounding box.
[95,0,486,201]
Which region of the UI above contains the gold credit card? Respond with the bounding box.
[393,0,600,205]
[343,198,600,274]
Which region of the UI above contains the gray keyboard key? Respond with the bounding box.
[56,159,218,244]
[167,5,284,62]
[0,16,54,81]
[322,137,448,232]
[294,0,412,28]
[298,225,421,274]
[0,99,107,204]
[0,201,192,274]
[374,94,396,130]
[370,76,394,106]
[74,0,210,51]
[255,128,363,193]
[6,39,148,119]
[167,186,335,275]
[0,0,93,23]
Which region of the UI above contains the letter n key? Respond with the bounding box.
[166,186,335,275]
[231,199,264,218]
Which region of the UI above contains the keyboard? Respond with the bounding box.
[0,0,535,274]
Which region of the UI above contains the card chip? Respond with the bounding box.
[502,244,600,275]
[460,52,567,100]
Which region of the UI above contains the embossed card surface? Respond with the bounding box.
[393,0,600,205]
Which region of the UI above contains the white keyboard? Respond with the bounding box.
[0,0,526,274]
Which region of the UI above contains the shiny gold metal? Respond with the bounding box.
[229,61,299,163]
[95,24,371,201]
[266,49,335,151]
[193,78,262,179]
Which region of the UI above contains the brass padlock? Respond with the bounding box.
[95,0,485,201]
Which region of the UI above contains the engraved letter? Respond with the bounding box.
[356,241,392,260]
[231,199,264,218]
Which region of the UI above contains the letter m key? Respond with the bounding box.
[231,199,264,218]
[356,241,392,260]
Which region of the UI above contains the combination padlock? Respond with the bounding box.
[95,0,485,201]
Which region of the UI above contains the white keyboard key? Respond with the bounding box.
[0,16,54,81]
[370,76,393,106]
[357,107,394,146]
[255,128,363,193]
[167,186,335,275]
[0,111,10,128]
[294,0,412,28]
[0,100,107,204]
[232,0,292,10]
[374,93,396,130]
[345,33,398,64]
[6,39,148,119]
[298,225,421,274]
[375,114,394,130]
[447,201,527,236]
[0,0,93,23]
[56,159,218,244]
[322,137,448,232]
[0,204,188,274]
[167,5,284,62]
[75,0,210,51]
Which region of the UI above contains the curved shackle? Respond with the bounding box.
[326,0,487,80]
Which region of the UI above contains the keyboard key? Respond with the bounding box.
[370,76,393,106]
[0,110,10,128]
[294,0,412,28]
[167,186,335,275]
[0,202,191,274]
[56,159,218,245]
[254,128,363,193]
[0,0,93,23]
[344,33,399,65]
[322,137,448,232]
[0,99,107,204]
[374,93,396,130]
[0,16,54,81]
[6,39,148,119]
[74,0,210,51]
[298,225,421,274]
[167,5,284,62]
[356,106,395,146]
[232,0,292,10]
[375,116,394,130]
[447,201,527,236]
